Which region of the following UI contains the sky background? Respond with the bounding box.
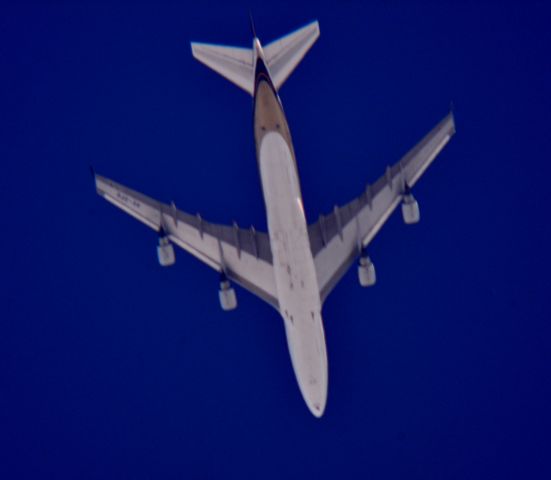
[2,1,551,478]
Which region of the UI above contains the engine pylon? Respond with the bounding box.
[401,183,420,224]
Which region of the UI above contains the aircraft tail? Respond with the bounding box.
[191,20,320,96]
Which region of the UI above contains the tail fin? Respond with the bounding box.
[191,20,320,96]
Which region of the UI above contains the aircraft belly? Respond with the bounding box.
[259,131,328,416]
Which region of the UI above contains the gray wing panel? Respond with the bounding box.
[95,174,278,308]
[309,112,456,302]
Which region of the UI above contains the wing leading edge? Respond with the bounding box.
[94,174,278,308]
[309,112,456,302]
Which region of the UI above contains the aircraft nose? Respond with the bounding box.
[282,308,328,417]
[309,399,326,418]
[304,378,327,418]
[294,359,327,418]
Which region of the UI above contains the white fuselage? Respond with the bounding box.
[254,61,328,417]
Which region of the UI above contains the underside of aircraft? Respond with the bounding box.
[93,20,455,417]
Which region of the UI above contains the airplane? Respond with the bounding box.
[92,19,456,417]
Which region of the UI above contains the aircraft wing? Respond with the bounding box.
[309,112,456,303]
[94,174,278,308]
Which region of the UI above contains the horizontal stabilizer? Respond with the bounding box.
[191,43,254,94]
[264,20,320,90]
[191,20,319,95]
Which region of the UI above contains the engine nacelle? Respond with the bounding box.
[358,255,376,287]
[219,279,237,311]
[157,236,175,266]
[401,193,420,224]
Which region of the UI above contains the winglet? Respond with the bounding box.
[90,165,100,194]
[448,107,457,135]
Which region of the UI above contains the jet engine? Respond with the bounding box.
[401,193,420,224]
[358,254,376,287]
[219,275,237,311]
[157,235,175,266]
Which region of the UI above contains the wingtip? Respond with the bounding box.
[312,19,321,34]
[89,166,104,194]
[448,107,457,135]
[447,102,456,129]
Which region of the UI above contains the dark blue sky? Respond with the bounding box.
[2,1,551,478]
